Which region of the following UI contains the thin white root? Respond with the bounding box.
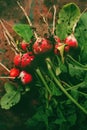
[0,76,15,79]
[40,14,49,27]
[0,20,15,42]
[17,1,38,39]
[52,5,56,34]
[46,7,52,18]
[0,63,10,72]
[0,20,20,53]
[4,31,11,45]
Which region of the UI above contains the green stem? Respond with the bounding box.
[61,81,87,98]
[36,68,52,108]
[78,91,87,97]
[66,82,85,91]
[67,55,87,70]
[36,68,52,95]
[46,58,87,114]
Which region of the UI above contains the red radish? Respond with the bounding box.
[10,68,20,78]
[65,34,78,48]
[54,42,63,55]
[19,71,32,84]
[20,41,29,51]
[21,52,35,68]
[33,38,53,54]
[13,54,21,67]
[64,45,70,52]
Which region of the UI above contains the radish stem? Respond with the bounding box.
[46,58,87,114]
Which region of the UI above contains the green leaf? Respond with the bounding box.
[75,13,87,63]
[26,109,48,128]
[54,108,66,125]
[13,24,33,42]
[60,62,67,73]
[71,90,79,101]
[0,90,21,109]
[67,113,77,126]
[49,81,62,96]
[68,63,85,79]
[56,3,80,40]
[4,82,15,93]
[56,24,68,40]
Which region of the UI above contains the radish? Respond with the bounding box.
[64,45,70,52]
[13,52,34,68]
[10,68,20,78]
[33,38,53,54]
[13,54,21,67]
[20,41,29,51]
[65,34,78,48]
[21,52,35,68]
[19,71,32,84]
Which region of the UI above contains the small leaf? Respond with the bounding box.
[13,24,33,42]
[71,90,79,101]
[26,110,48,128]
[4,82,15,93]
[55,67,61,76]
[68,63,85,79]
[54,108,66,125]
[67,113,77,126]
[49,81,62,96]
[0,91,21,109]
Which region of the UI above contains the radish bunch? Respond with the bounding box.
[9,52,34,84]
[54,34,78,55]
[13,52,35,68]
[9,34,78,85]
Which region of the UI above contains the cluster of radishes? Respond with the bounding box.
[9,33,78,85]
[10,52,35,84]
[54,34,78,55]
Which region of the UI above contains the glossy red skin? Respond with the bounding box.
[10,68,20,77]
[33,38,53,54]
[13,55,21,67]
[65,35,78,48]
[20,42,29,51]
[64,45,70,52]
[20,71,32,84]
[21,52,35,68]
